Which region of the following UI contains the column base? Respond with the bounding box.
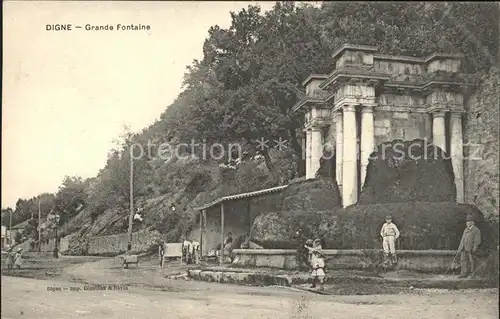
[342,161,358,208]
[455,178,464,204]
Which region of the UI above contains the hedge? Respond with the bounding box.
[360,139,456,204]
[279,177,341,211]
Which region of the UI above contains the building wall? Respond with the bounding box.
[39,235,77,253]
[373,110,430,146]
[373,59,424,83]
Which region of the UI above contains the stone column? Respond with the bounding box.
[360,105,374,188]
[305,129,313,179]
[432,110,447,154]
[342,104,358,207]
[335,111,343,195]
[450,112,464,203]
[301,133,307,177]
[310,127,323,179]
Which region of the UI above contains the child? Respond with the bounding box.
[380,215,400,264]
[305,238,326,291]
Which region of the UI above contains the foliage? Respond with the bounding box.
[318,2,499,73]
[14,231,23,243]
[54,176,88,225]
[360,139,456,204]
[23,219,39,242]
[0,208,13,227]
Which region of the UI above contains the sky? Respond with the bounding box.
[2,1,278,209]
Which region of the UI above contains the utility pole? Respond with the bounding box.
[38,199,41,252]
[9,210,12,246]
[127,151,134,252]
[53,213,60,258]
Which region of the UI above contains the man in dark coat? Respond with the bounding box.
[457,215,482,278]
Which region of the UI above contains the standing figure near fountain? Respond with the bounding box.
[305,238,326,291]
[380,215,400,264]
[305,239,314,265]
[457,215,481,278]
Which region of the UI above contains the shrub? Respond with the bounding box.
[280,177,341,211]
[360,139,456,204]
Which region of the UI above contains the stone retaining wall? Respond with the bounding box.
[39,236,70,253]
[87,230,161,255]
[231,249,486,273]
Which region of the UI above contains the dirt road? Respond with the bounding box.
[2,275,498,319]
[2,256,499,318]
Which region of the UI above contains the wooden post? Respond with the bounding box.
[38,199,41,252]
[9,210,12,245]
[220,203,225,264]
[127,154,134,252]
[247,200,252,233]
[200,209,205,260]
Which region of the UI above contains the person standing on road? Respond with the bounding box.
[380,215,400,264]
[224,232,233,262]
[158,241,165,268]
[304,239,314,266]
[6,247,15,270]
[182,239,192,264]
[191,240,200,264]
[14,247,23,269]
[457,215,481,278]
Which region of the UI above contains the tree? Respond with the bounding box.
[23,219,39,242]
[54,176,88,225]
[1,208,13,227]
[171,3,332,174]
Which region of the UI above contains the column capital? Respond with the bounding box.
[450,110,464,117]
[310,126,322,132]
[343,104,357,113]
[431,110,447,118]
[333,109,343,122]
[361,105,374,113]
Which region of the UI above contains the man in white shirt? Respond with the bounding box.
[182,240,192,264]
[191,240,200,264]
[380,215,400,263]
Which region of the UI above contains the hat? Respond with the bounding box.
[385,215,392,220]
[314,238,321,244]
[466,214,475,222]
[305,239,313,246]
